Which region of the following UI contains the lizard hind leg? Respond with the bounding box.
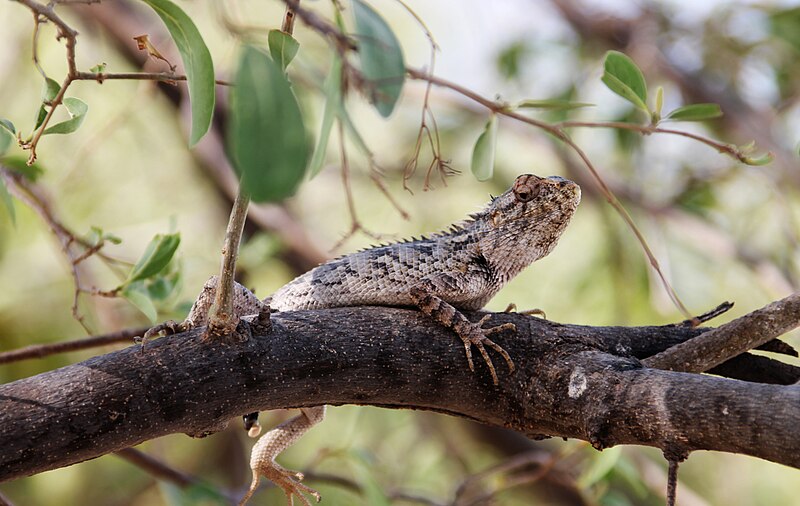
[239,406,326,506]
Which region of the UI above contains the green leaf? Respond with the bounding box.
[0,119,15,135]
[33,106,48,131]
[122,283,158,323]
[146,273,180,302]
[352,0,405,117]
[268,30,300,72]
[228,45,309,202]
[42,77,61,102]
[86,226,122,246]
[140,0,215,146]
[471,115,497,182]
[0,176,15,225]
[89,62,107,73]
[743,152,774,166]
[664,103,723,122]
[125,232,181,284]
[516,99,594,111]
[496,40,530,80]
[654,86,664,117]
[43,98,88,135]
[309,57,343,178]
[601,50,648,112]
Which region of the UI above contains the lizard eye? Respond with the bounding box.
[514,185,538,202]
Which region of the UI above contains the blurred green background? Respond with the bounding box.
[1,0,799,504]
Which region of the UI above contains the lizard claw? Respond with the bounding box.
[240,462,320,506]
[458,315,516,385]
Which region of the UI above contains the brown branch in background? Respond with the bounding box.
[644,291,800,372]
[281,0,357,52]
[0,327,148,365]
[0,490,16,506]
[115,448,196,489]
[454,448,581,506]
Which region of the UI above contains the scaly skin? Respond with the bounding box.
[150,174,581,505]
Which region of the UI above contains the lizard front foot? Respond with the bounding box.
[137,320,186,350]
[240,461,320,506]
[456,314,516,385]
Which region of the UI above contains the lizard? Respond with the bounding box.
[145,173,581,505]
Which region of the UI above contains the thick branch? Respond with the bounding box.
[1,304,798,482]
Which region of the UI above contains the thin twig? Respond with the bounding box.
[644,292,800,372]
[115,448,237,504]
[0,490,16,506]
[558,121,763,165]
[666,459,679,506]
[73,71,232,86]
[402,67,692,317]
[330,119,381,251]
[1,167,109,332]
[0,327,148,365]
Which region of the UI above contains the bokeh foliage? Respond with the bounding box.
[0,1,799,505]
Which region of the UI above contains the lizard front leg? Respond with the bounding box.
[141,276,267,345]
[240,406,326,506]
[409,277,516,385]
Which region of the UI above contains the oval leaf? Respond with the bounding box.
[33,105,48,131]
[268,30,300,72]
[42,77,61,102]
[228,45,309,202]
[43,98,88,135]
[352,0,405,117]
[309,57,343,178]
[122,283,158,323]
[516,99,594,111]
[471,115,497,182]
[665,103,723,122]
[126,232,181,284]
[140,0,215,146]
[602,50,648,112]
[0,119,16,135]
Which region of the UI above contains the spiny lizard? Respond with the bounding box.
[152,174,580,505]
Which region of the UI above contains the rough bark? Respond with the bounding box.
[1,306,798,482]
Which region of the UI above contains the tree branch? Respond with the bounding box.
[1,300,798,482]
[644,292,800,372]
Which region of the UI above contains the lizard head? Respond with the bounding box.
[478,174,581,279]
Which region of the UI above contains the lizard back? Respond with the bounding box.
[269,174,580,311]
